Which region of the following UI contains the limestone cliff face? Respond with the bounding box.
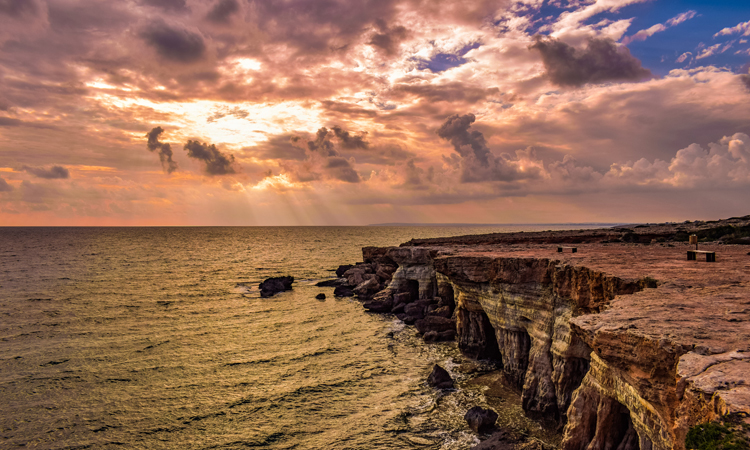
[434,255,648,429]
[367,244,750,450]
[371,246,672,447]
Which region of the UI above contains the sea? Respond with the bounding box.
[0,225,598,449]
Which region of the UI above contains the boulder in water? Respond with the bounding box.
[259,276,294,298]
[427,364,454,389]
[465,406,498,433]
[333,285,354,297]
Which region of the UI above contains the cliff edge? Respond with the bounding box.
[353,217,750,450]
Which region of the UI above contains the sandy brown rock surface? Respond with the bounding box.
[351,217,750,449]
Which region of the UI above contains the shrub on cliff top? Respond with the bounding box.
[686,414,750,450]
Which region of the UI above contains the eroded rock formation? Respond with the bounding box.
[344,219,750,450]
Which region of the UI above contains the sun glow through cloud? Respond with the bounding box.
[0,0,748,225]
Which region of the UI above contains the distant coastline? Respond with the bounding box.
[367,222,627,227]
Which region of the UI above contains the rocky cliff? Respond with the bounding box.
[352,222,750,450]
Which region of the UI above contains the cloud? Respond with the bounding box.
[696,43,722,60]
[530,36,652,87]
[437,113,544,183]
[184,140,237,175]
[140,21,206,62]
[0,177,12,192]
[206,0,239,23]
[0,0,42,17]
[715,20,750,38]
[325,157,361,183]
[741,74,750,91]
[602,132,750,188]
[330,125,369,149]
[437,113,491,164]
[23,165,70,179]
[622,10,697,45]
[368,19,410,56]
[676,52,692,63]
[146,127,179,174]
[140,0,188,12]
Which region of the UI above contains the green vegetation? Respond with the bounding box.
[686,414,750,450]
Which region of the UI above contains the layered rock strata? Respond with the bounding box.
[350,237,750,450]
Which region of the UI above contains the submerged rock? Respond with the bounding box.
[427,364,454,389]
[415,316,455,335]
[333,285,354,297]
[362,297,393,312]
[315,278,343,287]
[465,406,498,433]
[259,276,294,298]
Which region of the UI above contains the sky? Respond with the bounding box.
[1,0,749,226]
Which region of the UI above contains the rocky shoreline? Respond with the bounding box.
[327,216,750,450]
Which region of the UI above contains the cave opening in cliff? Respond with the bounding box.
[501,328,531,391]
[406,279,420,301]
[602,398,640,450]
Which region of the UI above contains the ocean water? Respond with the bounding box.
[0,226,582,449]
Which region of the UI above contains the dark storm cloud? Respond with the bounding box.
[206,0,239,23]
[326,157,361,183]
[0,176,12,192]
[0,0,42,17]
[437,114,543,183]
[184,140,237,175]
[306,127,338,156]
[146,127,179,174]
[368,19,410,55]
[331,126,369,149]
[140,0,189,12]
[529,36,652,87]
[436,113,490,164]
[140,21,206,62]
[741,74,750,91]
[22,165,70,179]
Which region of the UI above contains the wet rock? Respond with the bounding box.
[470,429,522,450]
[392,292,412,306]
[376,266,395,282]
[315,293,326,300]
[404,302,426,320]
[465,406,498,433]
[344,267,365,287]
[335,264,353,277]
[429,305,453,318]
[354,277,380,299]
[404,299,434,319]
[391,303,405,314]
[333,285,354,297]
[259,276,294,298]
[402,315,419,325]
[415,316,455,335]
[316,278,343,287]
[396,313,408,321]
[427,364,454,389]
[424,329,456,342]
[363,297,393,312]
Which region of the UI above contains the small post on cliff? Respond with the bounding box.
[689,234,698,250]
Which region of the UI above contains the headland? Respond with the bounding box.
[333,216,750,449]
